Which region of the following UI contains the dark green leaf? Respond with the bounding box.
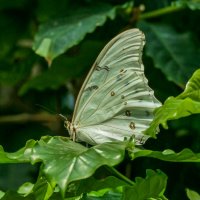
[32,176,55,200]
[138,21,200,86]
[67,176,128,197]
[19,40,103,95]
[33,4,117,63]
[172,0,200,10]
[0,13,24,59]
[0,191,34,200]
[123,169,167,200]
[0,50,35,86]
[85,190,122,200]
[132,148,200,162]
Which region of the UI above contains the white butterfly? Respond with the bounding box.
[62,29,161,145]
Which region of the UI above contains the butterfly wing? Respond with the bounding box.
[70,29,161,145]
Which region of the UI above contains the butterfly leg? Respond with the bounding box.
[72,127,76,142]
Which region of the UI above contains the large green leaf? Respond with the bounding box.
[0,136,128,197]
[123,169,168,200]
[33,4,118,63]
[138,21,200,86]
[25,136,127,195]
[145,69,200,137]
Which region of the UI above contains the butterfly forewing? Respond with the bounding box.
[70,29,161,145]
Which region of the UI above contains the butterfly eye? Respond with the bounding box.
[121,95,125,99]
[120,69,124,72]
[125,110,131,116]
[111,91,115,96]
[129,122,135,130]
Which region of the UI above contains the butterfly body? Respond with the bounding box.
[65,29,161,145]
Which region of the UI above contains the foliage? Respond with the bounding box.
[0,0,200,199]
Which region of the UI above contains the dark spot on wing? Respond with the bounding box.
[96,65,110,71]
[129,122,135,130]
[111,91,115,96]
[84,85,99,92]
[125,110,131,116]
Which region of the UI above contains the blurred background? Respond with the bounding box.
[0,0,200,199]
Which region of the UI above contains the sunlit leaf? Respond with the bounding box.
[145,69,200,137]
[186,188,200,200]
[18,182,34,196]
[0,140,36,163]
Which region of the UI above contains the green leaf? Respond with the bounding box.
[138,21,200,86]
[145,68,200,137]
[0,13,24,59]
[0,140,36,163]
[33,4,117,63]
[123,169,168,200]
[131,148,200,162]
[0,50,35,86]
[0,191,5,199]
[32,176,55,200]
[178,68,200,100]
[186,188,200,200]
[25,136,127,195]
[86,190,122,200]
[0,191,34,200]
[19,40,103,95]
[172,0,200,10]
[18,182,34,196]
[67,176,128,197]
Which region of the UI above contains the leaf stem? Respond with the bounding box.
[139,5,185,19]
[105,166,134,186]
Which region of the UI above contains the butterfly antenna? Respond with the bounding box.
[35,104,56,114]
[58,114,68,121]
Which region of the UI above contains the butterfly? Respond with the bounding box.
[62,29,161,145]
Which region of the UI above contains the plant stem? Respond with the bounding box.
[105,166,134,186]
[140,5,185,19]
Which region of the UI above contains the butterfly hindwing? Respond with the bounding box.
[70,29,161,145]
